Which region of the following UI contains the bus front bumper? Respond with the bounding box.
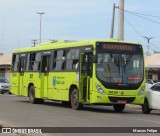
[90,91,145,105]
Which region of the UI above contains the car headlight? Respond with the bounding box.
[96,84,106,95]
[138,86,145,96]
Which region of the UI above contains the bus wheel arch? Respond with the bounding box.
[28,83,44,104]
[69,85,83,110]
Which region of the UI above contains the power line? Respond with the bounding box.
[122,9,160,19]
[117,6,160,55]
[117,7,160,25]
[124,15,142,37]
[118,8,158,55]
[118,7,143,37]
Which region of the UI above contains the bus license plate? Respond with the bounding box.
[117,100,127,104]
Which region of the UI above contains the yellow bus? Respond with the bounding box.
[10,39,145,111]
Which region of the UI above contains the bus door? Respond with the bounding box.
[41,53,51,98]
[19,54,26,96]
[80,51,93,101]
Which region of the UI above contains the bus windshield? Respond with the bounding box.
[97,53,143,83]
[96,42,144,89]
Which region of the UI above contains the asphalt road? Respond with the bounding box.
[0,94,160,136]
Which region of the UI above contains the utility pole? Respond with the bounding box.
[1,17,4,53]
[143,36,154,56]
[32,39,38,47]
[118,0,124,40]
[37,12,45,44]
[110,3,116,38]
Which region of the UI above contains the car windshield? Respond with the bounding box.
[96,53,143,84]
[0,78,9,83]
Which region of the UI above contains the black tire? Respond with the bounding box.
[142,99,151,114]
[29,85,38,104]
[70,88,83,110]
[113,104,125,112]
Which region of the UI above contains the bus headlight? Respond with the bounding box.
[138,86,145,96]
[96,84,106,95]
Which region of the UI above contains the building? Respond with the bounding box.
[0,53,12,80]
[145,53,160,80]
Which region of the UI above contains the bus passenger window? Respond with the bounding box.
[45,66,48,72]
[52,61,56,70]
[31,62,34,70]
[12,54,20,72]
[52,50,66,71]
[73,60,79,69]
[66,48,80,70]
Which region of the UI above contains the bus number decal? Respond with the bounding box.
[109,90,118,95]
[30,74,33,79]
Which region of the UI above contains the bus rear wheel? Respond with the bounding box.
[70,88,83,110]
[113,104,125,112]
[29,85,44,104]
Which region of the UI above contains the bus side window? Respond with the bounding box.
[52,51,57,70]
[27,52,40,71]
[12,54,20,72]
[66,48,79,70]
[33,52,41,71]
[52,50,66,71]
[42,56,48,72]
[73,60,79,69]
[31,62,34,70]
[20,56,26,72]
[61,50,67,70]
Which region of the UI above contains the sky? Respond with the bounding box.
[0,0,160,54]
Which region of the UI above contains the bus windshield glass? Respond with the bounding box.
[96,42,144,89]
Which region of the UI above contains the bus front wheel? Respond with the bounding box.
[113,104,125,112]
[70,88,83,110]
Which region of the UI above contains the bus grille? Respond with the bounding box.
[108,97,135,103]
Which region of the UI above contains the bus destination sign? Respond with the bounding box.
[102,44,133,51]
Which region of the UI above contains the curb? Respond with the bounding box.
[126,104,142,109]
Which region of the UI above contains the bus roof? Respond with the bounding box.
[12,38,141,53]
